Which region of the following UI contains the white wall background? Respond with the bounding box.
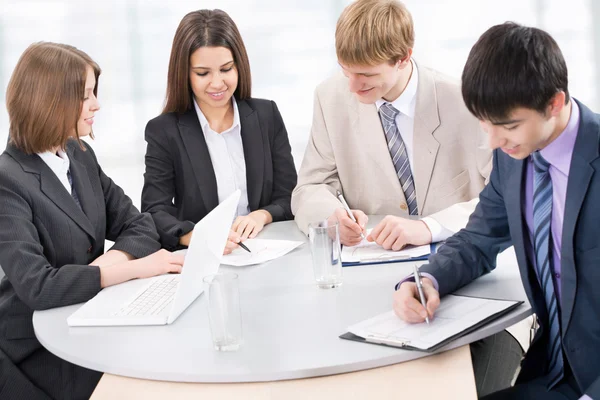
[0,0,596,208]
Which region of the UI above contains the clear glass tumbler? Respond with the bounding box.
[203,272,242,351]
[308,220,343,288]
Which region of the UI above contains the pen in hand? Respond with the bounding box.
[414,265,430,325]
[336,190,366,240]
[238,242,251,253]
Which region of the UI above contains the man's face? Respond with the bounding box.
[479,105,561,159]
[339,61,403,104]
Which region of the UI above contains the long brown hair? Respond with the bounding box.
[6,42,101,154]
[162,9,252,114]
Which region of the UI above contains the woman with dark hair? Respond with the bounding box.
[0,42,184,399]
[142,9,297,252]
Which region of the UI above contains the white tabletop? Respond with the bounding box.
[33,217,531,383]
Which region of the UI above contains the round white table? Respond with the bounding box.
[33,218,531,383]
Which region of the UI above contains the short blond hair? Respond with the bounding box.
[336,0,414,66]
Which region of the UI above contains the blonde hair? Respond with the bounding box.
[336,0,414,66]
[6,42,100,154]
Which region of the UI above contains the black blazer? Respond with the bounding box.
[0,140,160,400]
[142,98,297,250]
[420,100,600,398]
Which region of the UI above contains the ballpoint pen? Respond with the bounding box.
[238,242,251,253]
[414,264,430,325]
[335,190,366,240]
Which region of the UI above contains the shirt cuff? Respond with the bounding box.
[395,272,440,292]
[422,216,455,243]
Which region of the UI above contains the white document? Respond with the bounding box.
[347,295,520,351]
[221,239,303,266]
[341,229,430,263]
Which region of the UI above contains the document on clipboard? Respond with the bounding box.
[341,229,436,266]
[340,295,523,352]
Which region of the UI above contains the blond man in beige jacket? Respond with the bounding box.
[292,0,490,249]
[291,1,526,397]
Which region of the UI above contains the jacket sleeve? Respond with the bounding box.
[419,150,513,296]
[85,143,161,258]
[260,101,298,221]
[291,88,344,234]
[141,119,195,250]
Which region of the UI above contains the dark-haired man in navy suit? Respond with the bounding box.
[394,22,599,400]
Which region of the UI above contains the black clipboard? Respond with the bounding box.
[339,296,524,353]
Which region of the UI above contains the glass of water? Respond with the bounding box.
[308,220,343,288]
[203,272,242,351]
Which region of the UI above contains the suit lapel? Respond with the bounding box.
[238,99,263,211]
[6,144,95,238]
[504,159,536,302]
[67,145,99,241]
[355,99,406,201]
[178,109,219,212]
[560,99,598,335]
[411,62,440,212]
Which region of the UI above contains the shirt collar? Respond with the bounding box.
[193,96,241,135]
[375,59,418,118]
[538,100,580,176]
[37,148,70,175]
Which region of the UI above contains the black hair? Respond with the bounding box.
[462,22,569,122]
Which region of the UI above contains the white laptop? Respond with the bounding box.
[67,190,240,327]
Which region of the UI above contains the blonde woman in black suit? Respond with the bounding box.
[142,9,297,252]
[0,42,184,400]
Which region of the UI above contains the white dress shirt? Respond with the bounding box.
[37,149,72,194]
[194,97,250,217]
[375,60,452,242]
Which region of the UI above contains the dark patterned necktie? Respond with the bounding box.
[531,151,564,388]
[379,102,418,215]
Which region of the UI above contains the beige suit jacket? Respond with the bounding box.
[292,63,492,234]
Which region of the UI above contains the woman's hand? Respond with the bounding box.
[232,210,273,240]
[131,249,185,279]
[224,230,241,255]
[99,249,185,288]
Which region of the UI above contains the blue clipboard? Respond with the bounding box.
[341,242,443,267]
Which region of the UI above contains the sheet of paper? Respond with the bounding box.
[341,229,430,263]
[347,295,519,350]
[221,239,303,266]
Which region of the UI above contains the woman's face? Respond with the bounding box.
[77,65,100,138]
[189,46,238,110]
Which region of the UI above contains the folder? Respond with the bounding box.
[340,294,523,352]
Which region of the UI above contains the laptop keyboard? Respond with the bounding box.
[113,276,180,317]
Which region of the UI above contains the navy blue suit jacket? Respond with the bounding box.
[420,99,600,398]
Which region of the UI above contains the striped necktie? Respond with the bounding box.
[531,151,564,388]
[66,169,82,210]
[379,103,418,215]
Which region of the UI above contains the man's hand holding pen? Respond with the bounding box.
[327,207,368,246]
[393,275,440,324]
